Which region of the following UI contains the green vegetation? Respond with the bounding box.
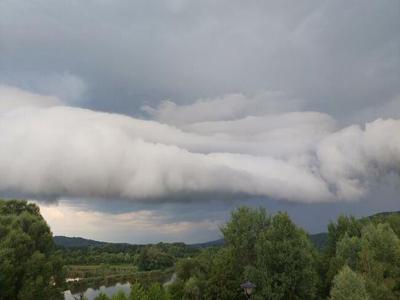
[66,264,138,280]
[309,232,328,250]
[90,283,168,300]
[329,265,369,300]
[320,215,400,300]
[167,208,319,299]
[58,240,198,268]
[167,207,400,299]
[53,236,114,248]
[67,269,172,295]
[0,199,65,300]
[56,232,197,295]
[1,199,400,300]
[59,241,197,294]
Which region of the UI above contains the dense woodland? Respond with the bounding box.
[58,241,197,270]
[1,199,400,300]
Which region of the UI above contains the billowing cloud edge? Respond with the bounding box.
[1,86,399,204]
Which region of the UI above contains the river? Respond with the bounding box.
[64,272,176,300]
[64,282,131,300]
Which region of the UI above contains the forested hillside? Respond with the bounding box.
[55,208,400,252]
[53,236,113,248]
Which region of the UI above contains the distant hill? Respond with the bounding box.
[53,236,134,248]
[53,236,184,249]
[307,210,400,250]
[189,234,328,250]
[53,235,221,249]
[53,236,111,248]
[309,232,328,250]
[54,210,400,249]
[190,238,224,248]
[362,210,400,220]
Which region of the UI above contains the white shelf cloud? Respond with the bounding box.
[1,86,399,203]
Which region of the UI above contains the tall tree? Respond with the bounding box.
[322,215,362,296]
[357,223,400,300]
[0,199,65,300]
[147,283,166,300]
[129,283,147,300]
[206,207,270,299]
[221,206,270,267]
[248,212,317,300]
[329,265,369,300]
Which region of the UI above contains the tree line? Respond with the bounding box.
[59,241,198,271]
[166,207,400,299]
[1,199,400,299]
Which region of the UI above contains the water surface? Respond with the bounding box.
[64,282,130,300]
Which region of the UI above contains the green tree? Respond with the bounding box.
[357,223,400,300]
[171,248,215,299]
[0,199,65,300]
[322,215,362,296]
[94,293,110,300]
[147,283,166,300]
[205,248,239,300]
[324,217,400,300]
[335,233,362,270]
[176,258,202,282]
[111,290,128,300]
[326,215,362,258]
[249,212,317,300]
[365,212,400,238]
[170,208,400,300]
[183,277,201,300]
[129,283,147,300]
[167,279,185,300]
[174,207,321,300]
[204,207,270,299]
[137,246,174,271]
[329,265,369,300]
[221,206,270,267]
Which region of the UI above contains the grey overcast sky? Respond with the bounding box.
[0,0,399,243]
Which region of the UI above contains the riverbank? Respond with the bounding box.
[65,265,174,296]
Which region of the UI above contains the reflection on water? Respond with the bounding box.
[64,282,130,300]
[64,269,174,300]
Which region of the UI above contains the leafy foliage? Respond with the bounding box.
[59,240,198,268]
[321,213,400,300]
[137,245,174,271]
[129,283,147,300]
[92,283,168,300]
[169,208,400,300]
[329,265,369,300]
[0,199,65,300]
[249,212,317,299]
[2,199,400,300]
[169,208,319,300]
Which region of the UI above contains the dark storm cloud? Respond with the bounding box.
[1,0,398,121]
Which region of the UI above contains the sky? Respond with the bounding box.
[0,0,399,243]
